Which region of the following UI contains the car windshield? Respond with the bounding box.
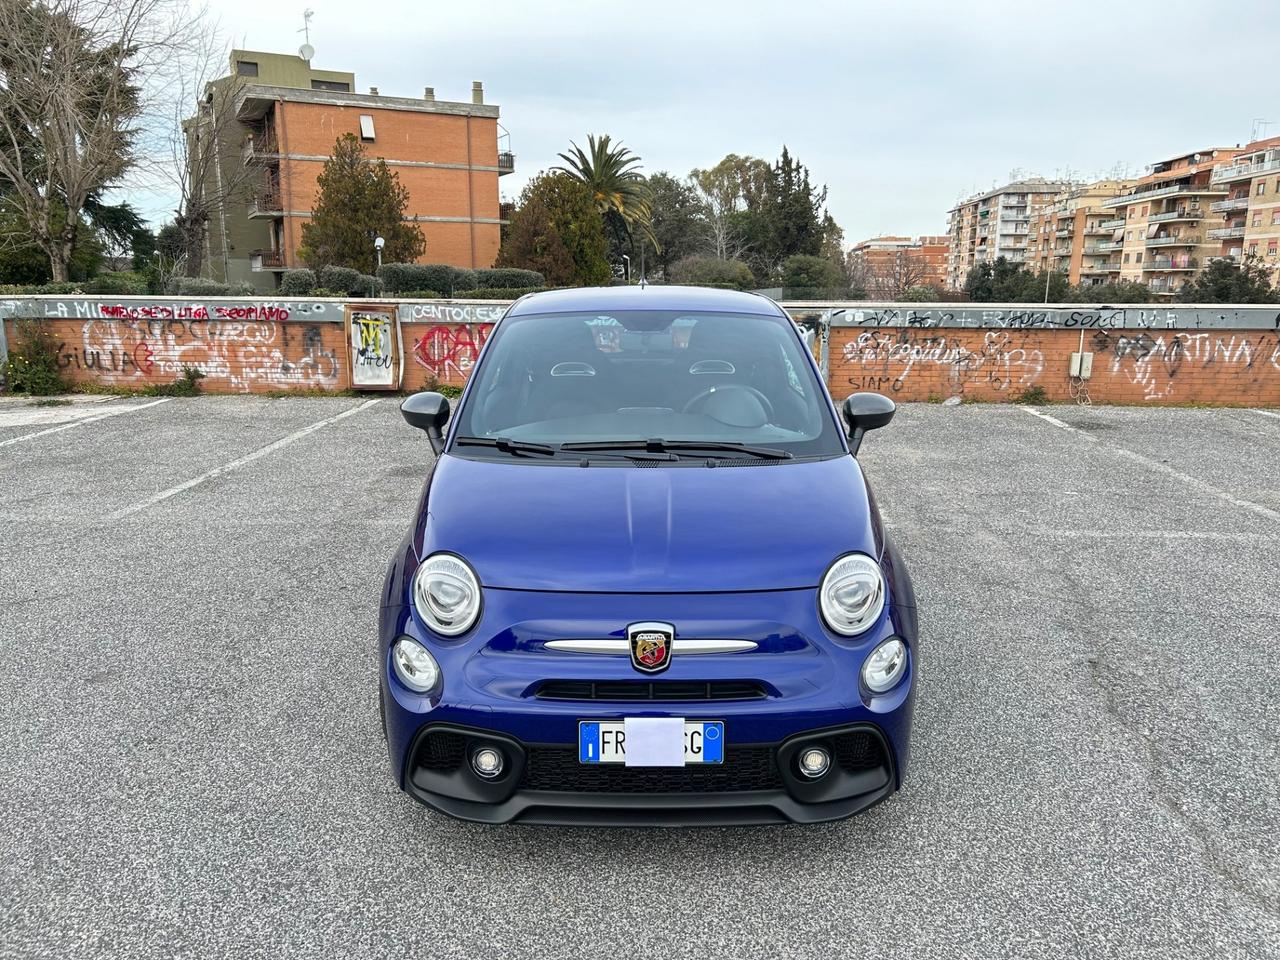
[450,309,845,460]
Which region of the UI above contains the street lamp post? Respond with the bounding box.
[621,254,631,284]
[374,235,385,272]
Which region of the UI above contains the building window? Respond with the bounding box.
[1126,230,1132,240]
[236,61,259,77]
[311,79,351,92]
[1135,252,1143,263]
[1249,242,1258,256]
[1270,241,1278,257]
[1253,214,1263,227]
[1257,181,1267,196]
[1141,206,1148,217]
[1123,253,1130,263]
[1272,210,1280,225]
[358,114,376,141]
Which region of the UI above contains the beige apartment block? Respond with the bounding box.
[1025,179,1137,287]
[1206,136,1280,278]
[1098,147,1242,297]
[945,179,1072,289]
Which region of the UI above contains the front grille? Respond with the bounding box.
[416,730,467,771]
[534,679,768,702]
[833,731,883,773]
[519,746,785,793]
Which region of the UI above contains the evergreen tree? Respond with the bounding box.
[1177,255,1278,303]
[495,172,611,287]
[299,134,425,273]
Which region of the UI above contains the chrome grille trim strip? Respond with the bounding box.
[544,639,758,655]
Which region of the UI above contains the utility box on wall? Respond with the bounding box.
[1069,351,1094,380]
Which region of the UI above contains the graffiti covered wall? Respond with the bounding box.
[3,297,1280,405]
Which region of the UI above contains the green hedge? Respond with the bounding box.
[279,269,316,296]
[453,286,544,299]
[473,267,544,288]
[167,277,255,296]
[394,289,444,300]
[318,265,380,296]
[378,263,480,294]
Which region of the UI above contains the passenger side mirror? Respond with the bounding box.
[842,393,895,456]
[401,392,451,455]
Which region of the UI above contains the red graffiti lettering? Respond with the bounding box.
[413,324,491,380]
[132,341,155,374]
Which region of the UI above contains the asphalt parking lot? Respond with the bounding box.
[1,394,1278,959]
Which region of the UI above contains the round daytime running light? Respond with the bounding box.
[862,638,907,694]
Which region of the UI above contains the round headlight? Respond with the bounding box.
[862,638,907,693]
[413,553,481,637]
[392,637,441,693]
[819,553,885,635]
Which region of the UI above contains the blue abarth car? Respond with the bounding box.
[379,285,917,825]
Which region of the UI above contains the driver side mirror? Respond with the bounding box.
[842,393,895,456]
[401,391,451,455]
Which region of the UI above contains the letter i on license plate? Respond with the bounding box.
[579,719,724,766]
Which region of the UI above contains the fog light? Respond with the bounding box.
[392,637,440,693]
[471,746,504,779]
[798,746,831,779]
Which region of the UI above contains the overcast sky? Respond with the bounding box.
[132,0,1280,245]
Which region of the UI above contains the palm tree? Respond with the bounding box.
[555,135,656,248]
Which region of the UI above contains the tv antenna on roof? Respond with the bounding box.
[298,8,315,61]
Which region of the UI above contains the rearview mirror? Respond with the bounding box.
[842,393,895,456]
[401,392,451,455]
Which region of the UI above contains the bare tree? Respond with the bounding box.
[0,0,185,281]
[161,30,255,278]
[690,155,767,262]
[859,248,929,299]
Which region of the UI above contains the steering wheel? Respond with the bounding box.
[681,383,775,422]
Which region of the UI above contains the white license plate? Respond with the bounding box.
[578,719,724,766]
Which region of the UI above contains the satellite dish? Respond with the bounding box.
[299,42,315,61]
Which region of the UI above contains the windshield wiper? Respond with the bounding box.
[454,435,558,457]
[560,438,793,460]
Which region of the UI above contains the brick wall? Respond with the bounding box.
[5,299,1280,406]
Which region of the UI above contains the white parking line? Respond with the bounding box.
[105,399,382,520]
[1016,405,1280,524]
[1252,409,1280,420]
[0,398,173,449]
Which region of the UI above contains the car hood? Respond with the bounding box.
[417,454,881,593]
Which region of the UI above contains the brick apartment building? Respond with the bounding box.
[848,236,948,296]
[1097,147,1244,297]
[189,50,514,291]
[1024,179,1136,287]
[1205,136,1280,275]
[945,179,1072,289]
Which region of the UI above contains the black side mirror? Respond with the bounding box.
[401,392,451,455]
[843,393,896,456]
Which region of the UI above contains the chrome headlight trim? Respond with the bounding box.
[819,552,886,636]
[412,552,482,637]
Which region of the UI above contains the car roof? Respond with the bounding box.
[504,284,786,317]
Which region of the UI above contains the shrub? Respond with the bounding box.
[473,267,544,288]
[781,254,846,292]
[782,286,851,301]
[166,277,254,296]
[2,320,66,395]
[279,269,316,296]
[1013,385,1048,405]
[668,256,755,290]
[143,366,204,397]
[453,286,544,300]
[378,262,478,295]
[394,290,444,300]
[318,265,361,294]
[81,272,148,295]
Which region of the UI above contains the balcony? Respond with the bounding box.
[1055,227,1073,238]
[250,249,285,272]
[1206,226,1246,240]
[1096,240,1125,252]
[248,190,283,219]
[243,133,280,164]
[1102,182,1227,208]
[1146,234,1200,247]
[1079,263,1119,274]
[1098,218,1126,229]
[1053,247,1072,257]
[1147,209,1202,223]
[1210,154,1280,183]
[1209,197,1250,213]
[1143,257,1198,271]
[498,151,515,175]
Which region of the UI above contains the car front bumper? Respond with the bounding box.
[401,721,898,826]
